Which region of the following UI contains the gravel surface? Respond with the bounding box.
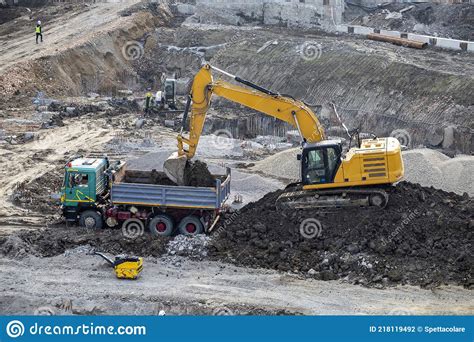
[251,148,300,181]
[403,149,474,196]
[2,251,472,315]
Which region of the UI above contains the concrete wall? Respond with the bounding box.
[337,25,474,52]
[194,0,344,28]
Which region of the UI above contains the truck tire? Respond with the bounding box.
[79,210,103,229]
[148,215,174,237]
[178,215,204,236]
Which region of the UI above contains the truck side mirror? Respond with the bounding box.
[297,154,302,161]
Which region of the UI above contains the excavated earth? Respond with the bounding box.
[209,182,473,288]
[1,181,472,290]
[0,226,169,259]
[183,160,217,187]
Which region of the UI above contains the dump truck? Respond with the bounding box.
[60,157,231,236]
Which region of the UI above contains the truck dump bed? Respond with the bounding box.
[110,168,231,210]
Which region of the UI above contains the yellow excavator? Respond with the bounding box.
[164,64,404,209]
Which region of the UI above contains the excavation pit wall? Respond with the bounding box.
[0,3,174,109]
[193,0,344,28]
[144,25,473,154]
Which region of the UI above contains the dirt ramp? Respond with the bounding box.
[209,182,473,288]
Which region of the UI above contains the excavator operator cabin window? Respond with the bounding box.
[305,150,326,184]
[304,147,341,185]
[327,147,338,176]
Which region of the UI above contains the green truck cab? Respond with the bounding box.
[61,157,109,228]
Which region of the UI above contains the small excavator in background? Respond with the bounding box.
[152,77,178,111]
[164,64,404,210]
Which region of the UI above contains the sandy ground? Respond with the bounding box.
[0,118,114,227]
[0,1,139,74]
[1,252,472,316]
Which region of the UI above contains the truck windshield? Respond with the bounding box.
[67,173,89,188]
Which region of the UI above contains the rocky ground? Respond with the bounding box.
[346,3,473,41]
[0,0,472,316]
[4,250,472,316]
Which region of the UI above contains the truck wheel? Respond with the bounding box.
[178,216,204,236]
[79,210,103,229]
[148,215,174,237]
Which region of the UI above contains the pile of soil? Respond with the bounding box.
[0,7,23,26]
[209,182,473,288]
[125,169,176,186]
[126,160,217,187]
[184,160,216,187]
[11,165,63,215]
[0,226,169,259]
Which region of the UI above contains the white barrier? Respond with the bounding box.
[336,25,472,52]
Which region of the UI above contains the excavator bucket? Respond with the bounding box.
[163,152,188,185]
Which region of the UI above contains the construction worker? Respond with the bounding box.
[144,89,153,114]
[35,20,43,44]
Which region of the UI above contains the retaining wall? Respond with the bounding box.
[195,0,344,27]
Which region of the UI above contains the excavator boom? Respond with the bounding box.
[164,64,325,184]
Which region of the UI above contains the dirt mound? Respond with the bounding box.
[0,7,23,26]
[209,182,473,288]
[11,166,63,215]
[0,226,169,259]
[403,149,474,196]
[184,160,216,187]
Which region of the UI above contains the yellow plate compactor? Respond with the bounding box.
[94,252,143,280]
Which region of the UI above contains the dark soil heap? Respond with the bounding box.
[209,182,473,288]
[0,227,169,259]
[183,160,216,187]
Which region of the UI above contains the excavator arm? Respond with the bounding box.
[177,64,325,159]
[164,64,326,184]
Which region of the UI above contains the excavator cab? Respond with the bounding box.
[301,141,343,186]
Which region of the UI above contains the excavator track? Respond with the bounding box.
[276,186,389,211]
